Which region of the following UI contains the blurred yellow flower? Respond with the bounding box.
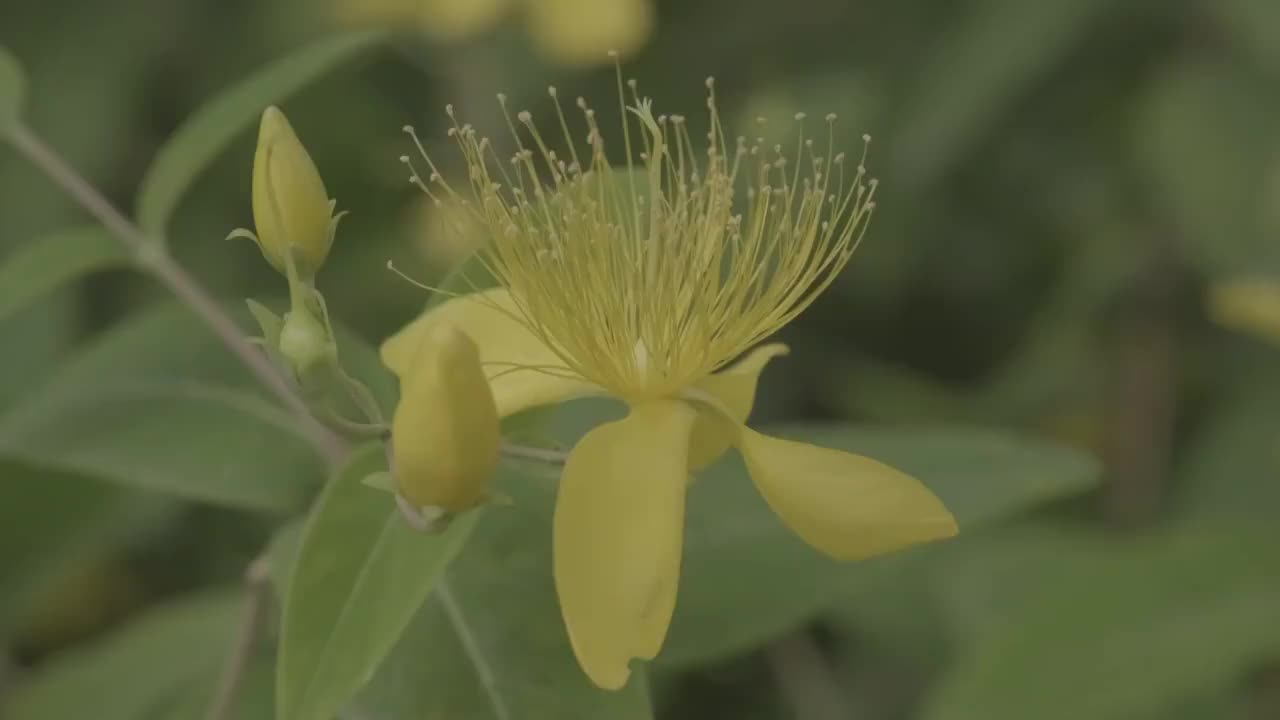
[391,323,501,512]
[1209,279,1280,343]
[331,0,652,65]
[382,75,956,689]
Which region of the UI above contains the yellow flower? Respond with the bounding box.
[248,107,338,277]
[1209,279,1280,343]
[391,323,501,512]
[382,74,957,689]
[330,0,652,66]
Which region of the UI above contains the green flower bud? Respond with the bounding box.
[278,305,332,379]
[252,106,334,277]
[391,324,500,512]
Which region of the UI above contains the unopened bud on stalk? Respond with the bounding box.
[244,106,338,277]
[391,324,500,512]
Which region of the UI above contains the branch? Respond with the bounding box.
[203,555,272,720]
[4,122,348,465]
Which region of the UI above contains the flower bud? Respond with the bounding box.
[252,106,334,277]
[391,324,500,512]
[279,305,332,379]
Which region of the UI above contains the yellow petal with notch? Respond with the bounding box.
[738,428,957,561]
[381,288,595,418]
[686,343,789,471]
[553,400,695,689]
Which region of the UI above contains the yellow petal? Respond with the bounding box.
[1208,279,1280,345]
[686,343,789,471]
[391,324,500,511]
[553,400,695,689]
[738,429,957,561]
[525,0,654,66]
[381,288,594,417]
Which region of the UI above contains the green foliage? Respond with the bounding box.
[4,590,243,720]
[925,525,1280,720]
[0,45,25,132]
[352,477,655,720]
[135,31,382,237]
[661,424,1100,668]
[893,0,1115,187]
[277,444,478,720]
[0,226,129,325]
[0,304,323,511]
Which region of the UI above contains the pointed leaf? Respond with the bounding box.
[0,227,129,326]
[352,477,654,720]
[277,443,478,720]
[0,303,323,510]
[664,422,1100,667]
[135,32,381,236]
[4,590,243,720]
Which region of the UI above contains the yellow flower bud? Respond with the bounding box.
[252,106,334,277]
[391,323,500,512]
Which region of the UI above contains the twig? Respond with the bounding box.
[500,441,569,465]
[4,122,348,466]
[204,555,272,720]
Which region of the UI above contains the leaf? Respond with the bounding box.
[352,476,654,720]
[0,226,130,325]
[0,460,171,633]
[3,590,243,720]
[134,32,381,236]
[1214,0,1280,75]
[923,524,1280,720]
[277,443,479,720]
[659,422,1100,668]
[0,44,25,131]
[0,303,323,511]
[1134,58,1280,275]
[893,0,1115,187]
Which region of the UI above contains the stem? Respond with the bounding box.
[203,555,271,720]
[5,123,347,465]
[500,442,569,465]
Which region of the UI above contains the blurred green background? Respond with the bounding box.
[2,0,1280,718]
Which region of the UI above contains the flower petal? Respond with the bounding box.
[380,288,594,417]
[553,400,696,689]
[738,428,957,561]
[686,343,789,471]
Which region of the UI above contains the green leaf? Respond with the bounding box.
[923,524,1280,720]
[245,298,284,348]
[0,44,25,132]
[660,423,1100,668]
[352,476,654,720]
[0,303,323,511]
[277,443,479,720]
[0,227,129,326]
[135,31,381,237]
[1214,0,1280,75]
[894,0,1115,187]
[0,460,172,633]
[4,589,243,720]
[1134,58,1280,275]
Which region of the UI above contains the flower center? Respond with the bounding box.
[402,68,877,399]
